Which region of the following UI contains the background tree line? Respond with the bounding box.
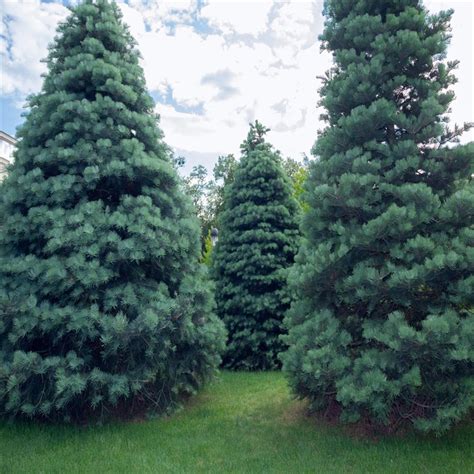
[177,153,309,251]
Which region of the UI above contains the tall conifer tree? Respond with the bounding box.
[0,0,225,420]
[213,121,300,370]
[282,0,473,432]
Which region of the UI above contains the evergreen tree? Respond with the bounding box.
[0,0,225,421]
[281,0,473,433]
[213,121,300,370]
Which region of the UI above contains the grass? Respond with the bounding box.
[0,372,472,473]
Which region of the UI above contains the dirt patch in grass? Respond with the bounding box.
[280,399,309,425]
[280,397,414,441]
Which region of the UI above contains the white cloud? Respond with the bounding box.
[1,0,472,169]
[1,0,69,95]
[270,2,317,47]
[125,0,197,32]
[201,0,274,36]
[119,2,148,37]
[135,26,231,107]
[425,1,474,141]
[127,1,331,162]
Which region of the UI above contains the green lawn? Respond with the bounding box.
[1,372,472,473]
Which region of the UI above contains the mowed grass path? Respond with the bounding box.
[1,372,472,473]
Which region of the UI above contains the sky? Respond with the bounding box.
[1,0,473,172]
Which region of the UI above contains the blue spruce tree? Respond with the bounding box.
[281,0,473,433]
[0,0,225,421]
[213,121,300,370]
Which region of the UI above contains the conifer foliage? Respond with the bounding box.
[0,0,225,421]
[282,0,474,433]
[213,122,300,370]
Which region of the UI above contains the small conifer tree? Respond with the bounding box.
[281,0,473,433]
[212,121,300,370]
[0,0,225,421]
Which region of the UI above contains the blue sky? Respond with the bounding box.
[1,0,473,172]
